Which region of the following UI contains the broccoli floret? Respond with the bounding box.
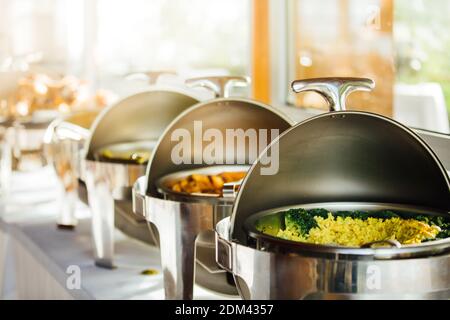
[371,210,400,220]
[334,210,369,220]
[306,208,329,219]
[284,209,318,236]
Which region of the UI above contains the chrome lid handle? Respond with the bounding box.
[291,77,375,111]
[125,71,177,85]
[185,76,250,98]
[54,122,91,141]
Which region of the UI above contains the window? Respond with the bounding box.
[0,0,251,97]
[1,0,450,135]
[0,0,85,74]
[394,0,450,134]
[95,0,251,93]
[284,0,450,134]
[287,0,393,117]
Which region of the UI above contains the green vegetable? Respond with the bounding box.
[370,210,400,220]
[283,208,324,236]
[416,215,450,240]
[334,210,369,220]
[278,208,449,239]
[141,268,159,275]
[255,214,283,237]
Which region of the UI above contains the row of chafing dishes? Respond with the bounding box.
[0,71,112,172]
[43,76,450,299]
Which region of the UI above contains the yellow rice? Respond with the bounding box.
[277,213,441,246]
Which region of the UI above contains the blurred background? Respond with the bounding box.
[0,0,449,132]
[0,0,449,301]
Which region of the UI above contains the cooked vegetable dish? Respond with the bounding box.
[96,146,151,165]
[169,171,246,195]
[257,208,449,247]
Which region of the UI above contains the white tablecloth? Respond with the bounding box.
[0,167,233,300]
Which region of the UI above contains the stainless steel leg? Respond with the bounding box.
[57,188,78,228]
[156,213,197,299]
[85,174,116,269]
[148,198,213,300]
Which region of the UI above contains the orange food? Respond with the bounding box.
[169,171,246,195]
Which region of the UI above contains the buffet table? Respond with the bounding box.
[0,168,232,300]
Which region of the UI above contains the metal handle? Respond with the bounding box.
[291,77,375,111]
[361,239,402,248]
[125,71,177,85]
[55,122,91,141]
[132,176,147,217]
[215,218,234,272]
[185,76,250,98]
[215,237,233,272]
[222,179,243,199]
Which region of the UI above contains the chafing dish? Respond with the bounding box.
[44,110,100,228]
[84,85,202,268]
[5,118,53,171]
[216,77,450,299]
[0,70,110,174]
[133,76,294,299]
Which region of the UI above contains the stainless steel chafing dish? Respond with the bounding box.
[84,83,203,269]
[3,117,54,171]
[133,76,294,299]
[0,69,97,172]
[44,110,99,228]
[215,77,450,300]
